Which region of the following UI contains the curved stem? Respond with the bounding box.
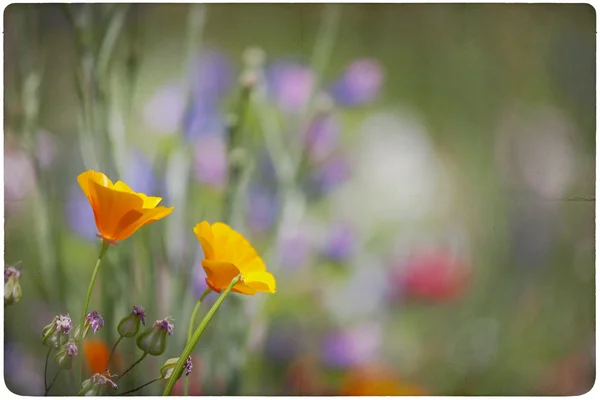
[163,276,240,396]
[118,376,162,395]
[183,287,211,395]
[77,240,110,380]
[105,335,123,371]
[44,347,52,391]
[116,352,147,382]
[44,370,60,396]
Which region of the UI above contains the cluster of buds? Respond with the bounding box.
[54,339,78,370]
[78,371,118,396]
[42,314,72,348]
[74,310,104,342]
[4,262,22,306]
[117,305,146,338]
[160,356,193,381]
[136,317,174,356]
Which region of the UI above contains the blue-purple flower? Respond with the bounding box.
[142,82,187,135]
[193,134,228,189]
[184,51,233,142]
[184,355,193,376]
[153,318,174,335]
[132,305,146,326]
[266,60,314,113]
[85,311,104,334]
[246,185,280,235]
[329,58,384,107]
[322,223,357,262]
[309,155,351,196]
[303,115,341,163]
[321,323,381,368]
[277,227,311,270]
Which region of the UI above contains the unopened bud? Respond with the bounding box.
[117,305,146,338]
[4,263,22,306]
[54,340,78,370]
[136,318,174,356]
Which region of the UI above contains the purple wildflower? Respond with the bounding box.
[132,305,146,326]
[323,223,357,262]
[246,185,280,235]
[303,115,341,163]
[4,265,21,282]
[329,58,384,107]
[321,323,381,368]
[66,342,78,357]
[91,372,118,390]
[184,356,193,376]
[184,51,233,142]
[55,314,72,335]
[142,82,187,135]
[85,311,104,334]
[310,155,351,195]
[266,61,314,113]
[153,318,174,335]
[193,134,228,189]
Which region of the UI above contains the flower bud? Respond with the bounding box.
[160,356,193,381]
[75,310,104,342]
[78,372,118,396]
[4,263,22,306]
[117,305,146,338]
[136,318,174,356]
[42,314,72,348]
[54,340,78,370]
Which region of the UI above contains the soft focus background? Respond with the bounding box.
[3,3,596,396]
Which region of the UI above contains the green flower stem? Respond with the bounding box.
[162,276,240,396]
[44,370,61,396]
[183,287,211,396]
[116,352,148,383]
[44,347,51,391]
[77,240,110,380]
[118,376,162,395]
[105,335,123,371]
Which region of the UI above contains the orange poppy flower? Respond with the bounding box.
[340,364,427,396]
[193,221,276,295]
[83,339,121,374]
[77,170,173,244]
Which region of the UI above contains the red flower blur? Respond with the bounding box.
[391,247,471,302]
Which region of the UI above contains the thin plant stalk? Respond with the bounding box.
[105,335,124,371]
[116,352,148,383]
[162,276,240,396]
[119,376,162,395]
[77,240,110,380]
[183,287,211,395]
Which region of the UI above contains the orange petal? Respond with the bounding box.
[201,260,241,292]
[114,181,162,208]
[232,282,257,295]
[83,339,111,374]
[244,271,276,293]
[88,179,144,240]
[113,206,174,241]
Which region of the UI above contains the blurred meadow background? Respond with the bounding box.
[3,3,596,396]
